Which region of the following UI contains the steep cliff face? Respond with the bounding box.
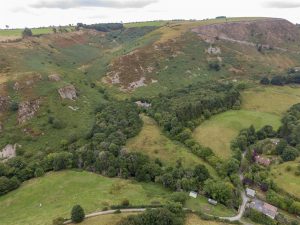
[192,18,300,48]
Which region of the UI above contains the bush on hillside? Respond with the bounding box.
[260,77,270,85]
[71,205,85,223]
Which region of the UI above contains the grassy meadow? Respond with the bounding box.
[185,214,230,225]
[241,85,300,115]
[124,21,166,28]
[126,115,218,177]
[0,27,74,37]
[0,170,170,225]
[270,158,300,199]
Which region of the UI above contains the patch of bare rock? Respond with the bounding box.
[48,74,61,82]
[58,85,77,100]
[0,96,10,112]
[18,99,40,124]
[0,144,19,160]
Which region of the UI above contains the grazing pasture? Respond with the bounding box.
[0,171,170,225]
[241,85,300,115]
[270,158,300,199]
[126,115,218,177]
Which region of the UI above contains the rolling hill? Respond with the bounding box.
[1,17,300,225]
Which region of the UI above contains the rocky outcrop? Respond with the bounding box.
[48,74,61,82]
[0,144,18,160]
[0,96,10,112]
[58,85,77,100]
[18,99,40,124]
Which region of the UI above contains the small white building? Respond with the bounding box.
[208,198,218,205]
[189,191,198,198]
[246,188,256,198]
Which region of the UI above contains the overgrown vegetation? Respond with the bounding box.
[76,23,123,32]
[117,203,185,225]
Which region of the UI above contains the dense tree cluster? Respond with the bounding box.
[203,179,234,206]
[267,190,300,216]
[231,125,277,156]
[260,70,300,86]
[279,103,300,145]
[244,208,277,225]
[146,82,240,168]
[117,203,185,225]
[76,23,123,32]
[149,82,240,125]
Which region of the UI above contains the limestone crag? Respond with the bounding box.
[58,85,77,100]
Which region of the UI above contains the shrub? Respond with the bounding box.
[0,176,20,196]
[286,166,292,172]
[22,28,32,38]
[281,146,299,162]
[34,168,45,177]
[121,199,130,207]
[260,77,270,85]
[271,76,286,86]
[52,118,66,129]
[71,205,85,223]
[10,102,19,111]
[169,192,188,204]
[209,62,221,71]
[52,217,64,225]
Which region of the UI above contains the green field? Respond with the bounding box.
[0,27,76,37]
[185,196,236,217]
[242,85,300,115]
[270,158,300,199]
[193,110,281,159]
[124,21,166,28]
[126,115,218,177]
[0,28,54,37]
[0,171,170,225]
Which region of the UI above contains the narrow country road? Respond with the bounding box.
[63,208,147,224]
[220,151,249,222]
[220,191,249,221]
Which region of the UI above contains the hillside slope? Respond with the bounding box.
[0,17,300,153]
